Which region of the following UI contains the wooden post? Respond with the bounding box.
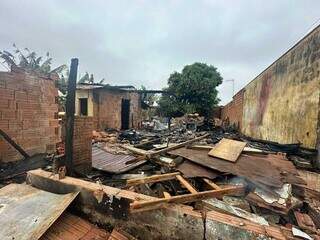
[65,58,79,175]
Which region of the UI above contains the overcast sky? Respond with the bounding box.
[0,1,319,104]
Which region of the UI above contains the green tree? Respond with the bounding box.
[158,62,222,117]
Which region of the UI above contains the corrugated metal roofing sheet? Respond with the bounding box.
[92,146,146,174]
[0,184,78,240]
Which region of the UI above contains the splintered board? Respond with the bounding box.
[208,138,246,162]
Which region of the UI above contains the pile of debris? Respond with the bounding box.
[1,124,319,239]
[85,127,320,239]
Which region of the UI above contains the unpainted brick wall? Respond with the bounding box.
[94,89,141,130]
[72,116,93,168]
[0,67,59,162]
[221,89,244,129]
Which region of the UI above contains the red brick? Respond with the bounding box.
[22,120,40,129]
[0,88,14,100]
[17,102,40,111]
[0,120,9,129]
[9,120,23,131]
[22,129,40,138]
[49,119,59,127]
[0,99,9,110]
[1,110,17,120]
[19,110,36,120]
[0,79,5,88]
[15,90,28,101]
[28,93,41,102]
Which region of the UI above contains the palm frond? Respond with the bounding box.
[49,64,67,74]
[0,53,16,66]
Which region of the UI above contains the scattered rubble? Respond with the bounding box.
[1,116,320,239]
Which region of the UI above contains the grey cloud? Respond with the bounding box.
[0,0,319,104]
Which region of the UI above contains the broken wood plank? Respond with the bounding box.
[126,172,180,186]
[26,169,292,240]
[208,138,246,162]
[130,186,245,211]
[163,192,171,198]
[27,169,156,201]
[148,133,210,157]
[122,145,149,156]
[134,137,161,148]
[203,178,221,190]
[190,144,266,154]
[188,144,214,150]
[176,175,197,193]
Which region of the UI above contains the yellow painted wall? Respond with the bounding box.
[75,89,94,116]
[242,26,320,148]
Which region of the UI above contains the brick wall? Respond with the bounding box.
[94,89,141,130]
[72,116,93,169]
[221,89,244,129]
[0,67,59,162]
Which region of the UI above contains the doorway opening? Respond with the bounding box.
[121,99,130,130]
[79,98,88,116]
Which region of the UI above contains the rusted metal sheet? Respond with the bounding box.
[297,170,320,192]
[176,160,219,179]
[0,183,78,240]
[169,148,305,188]
[294,211,317,233]
[40,213,109,240]
[92,146,146,173]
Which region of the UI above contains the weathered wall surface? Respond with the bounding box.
[0,68,59,162]
[75,89,94,116]
[242,26,320,148]
[94,89,141,130]
[221,90,244,129]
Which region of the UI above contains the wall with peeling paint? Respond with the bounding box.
[242,26,320,148]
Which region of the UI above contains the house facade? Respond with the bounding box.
[75,84,142,130]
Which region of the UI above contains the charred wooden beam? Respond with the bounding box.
[65,58,79,175]
[126,172,180,186]
[130,186,245,211]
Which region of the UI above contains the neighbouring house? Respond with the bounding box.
[221,24,320,150]
[75,83,142,130]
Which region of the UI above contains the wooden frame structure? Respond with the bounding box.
[127,172,244,212]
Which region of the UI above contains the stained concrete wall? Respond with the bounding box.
[241,26,320,148]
